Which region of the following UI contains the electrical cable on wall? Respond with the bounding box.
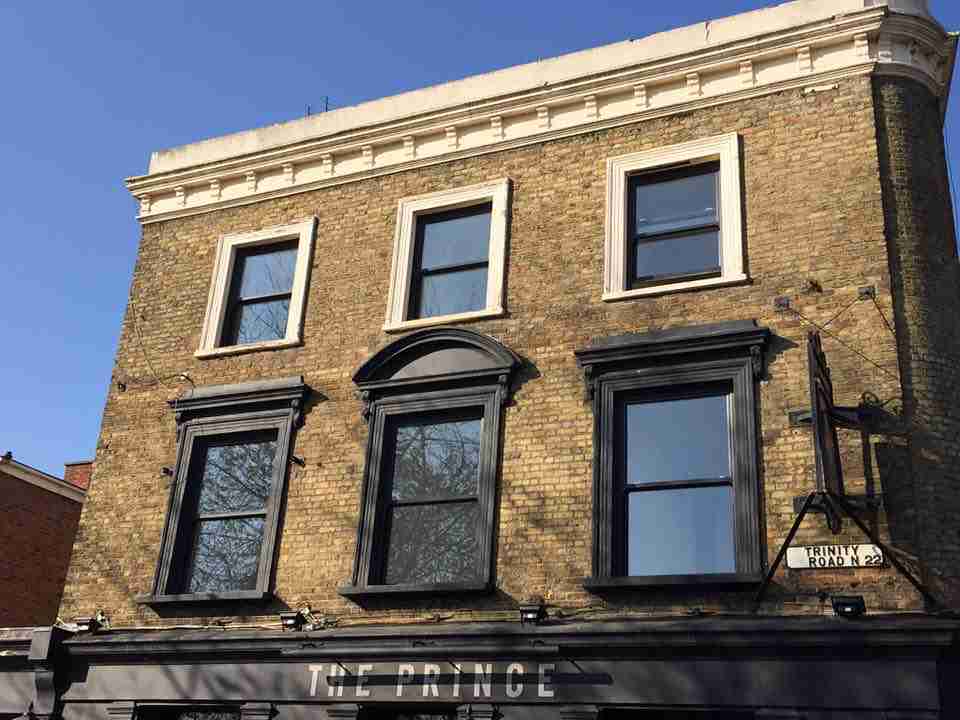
[777,302,900,384]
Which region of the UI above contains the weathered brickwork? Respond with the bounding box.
[1,471,83,626]
[60,73,956,628]
[874,76,960,603]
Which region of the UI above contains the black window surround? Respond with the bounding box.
[576,320,770,591]
[139,376,310,606]
[340,327,521,601]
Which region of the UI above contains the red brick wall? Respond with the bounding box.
[0,471,82,626]
[64,462,93,491]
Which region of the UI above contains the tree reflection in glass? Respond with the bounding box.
[222,240,298,346]
[382,414,483,585]
[183,431,278,593]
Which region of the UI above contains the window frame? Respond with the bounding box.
[197,217,316,358]
[407,202,493,322]
[576,320,768,590]
[340,328,520,601]
[384,179,510,333]
[616,381,737,577]
[603,133,746,301]
[354,388,502,594]
[140,376,309,606]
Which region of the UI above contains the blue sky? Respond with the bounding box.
[1,1,958,476]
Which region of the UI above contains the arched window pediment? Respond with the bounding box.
[353,328,521,388]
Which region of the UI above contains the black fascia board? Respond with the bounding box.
[61,615,960,661]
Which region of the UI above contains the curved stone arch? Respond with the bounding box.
[353,327,521,385]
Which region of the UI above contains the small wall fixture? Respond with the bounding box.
[831,595,866,618]
[519,598,547,625]
[74,610,109,633]
[280,607,317,631]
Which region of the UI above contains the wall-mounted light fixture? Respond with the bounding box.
[831,595,866,618]
[519,597,547,625]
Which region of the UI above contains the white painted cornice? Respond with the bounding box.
[0,457,86,503]
[126,1,956,225]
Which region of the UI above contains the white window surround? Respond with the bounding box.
[196,217,317,358]
[384,178,510,332]
[603,133,746,301]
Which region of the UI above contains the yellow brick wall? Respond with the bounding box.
[61,74,942,627]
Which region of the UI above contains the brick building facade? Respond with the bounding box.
[3,1,960,718]
[0,454,88,627]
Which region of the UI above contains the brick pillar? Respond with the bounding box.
[873,73,960,605]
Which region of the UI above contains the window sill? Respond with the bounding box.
[583,573,762,591]
[136,590,272,606]
[338,581,492,600]
[195,337,302,359]
[602,274,749,301]
[384,308,505,333]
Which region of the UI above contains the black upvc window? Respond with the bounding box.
[379,410,484,585]
[341,327,520,601]
[577,320,769,589]
[620,384,736,577]
[142,376,309,606]
[179,430,278,593]
[409,203,492,320]
[627,161,720,287]
[222,241,298,346]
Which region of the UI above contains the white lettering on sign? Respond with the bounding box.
[786,544,884,570]
[356,664,372,698]
[306,661,559,699]
[506,663,524,699]
[397,664,414,697]
[475,663,492,697]
[309,664,323,697]
[538,663,555,698]
[423,664,441,698]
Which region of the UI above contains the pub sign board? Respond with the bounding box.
[786,543,884,570]
[808,331,845,497]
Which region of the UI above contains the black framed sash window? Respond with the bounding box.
[342,328,520,601]
[378,409,484,585]
[576,320,769,590]
[221,240,298,346]
[142,376,309,606]
[178,430,278,593]
[619,383,736,577]
[408,203,492,320]
[627,161,721,288]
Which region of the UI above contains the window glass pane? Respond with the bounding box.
[628,486,735,576]
[418,204,491,271]
[196,433,278,514]
[391,418,481,500]
[185,517,265,592]
[417,267,487,318]
[632,166,718,237]
[230,298,291,344]
[634,229,720,282]
[626,393,730,485]
[384,501,481,585]
[236,243,298,298]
